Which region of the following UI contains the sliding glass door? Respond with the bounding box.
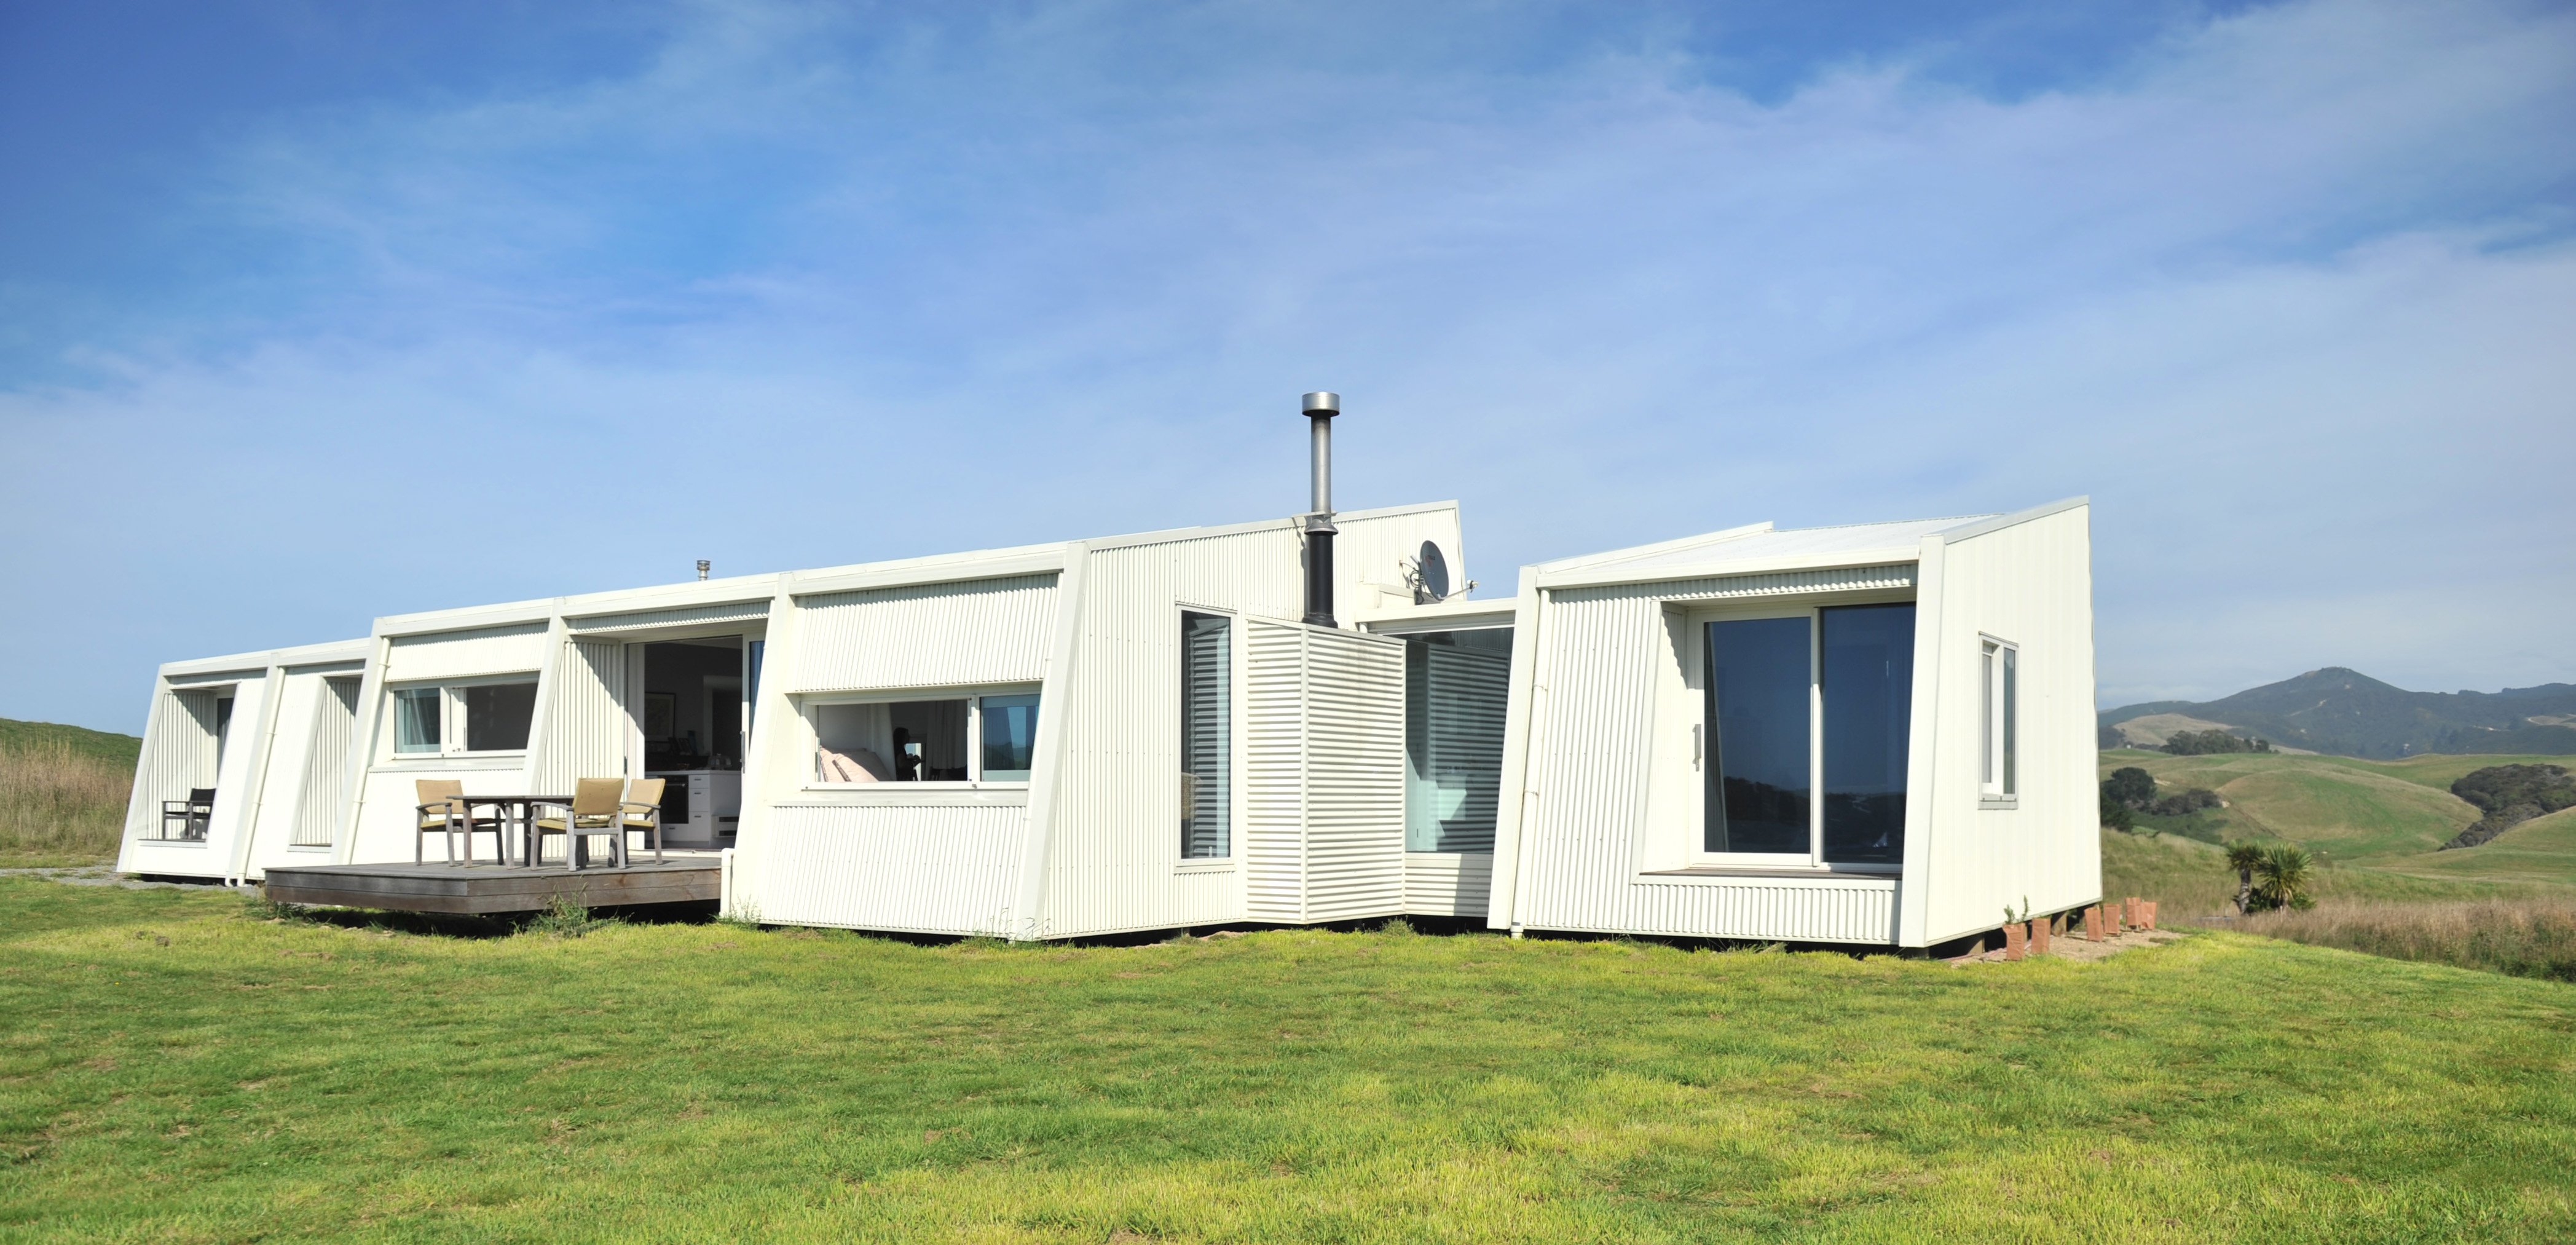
[1703,603,1916,868]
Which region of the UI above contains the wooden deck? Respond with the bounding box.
[261,859,720,915]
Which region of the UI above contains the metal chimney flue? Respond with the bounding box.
[696,559,711,581]
[1300,392,1339,627]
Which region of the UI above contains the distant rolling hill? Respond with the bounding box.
[2100,668,2576,759]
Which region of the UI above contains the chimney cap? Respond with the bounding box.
[1301,391,1339,417]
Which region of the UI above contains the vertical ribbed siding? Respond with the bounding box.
[121,686,215,842]
[532,638,628,791]
[1513,561,1919,944]
[569,600,771,634]
[753,804,1025,935]
[1243,620,1307,922]
[289,676,360,847]
[1033,507,1460,939]
[1302,628,1406,922]
[791,574,1057,692]
[1403,852,1495,916]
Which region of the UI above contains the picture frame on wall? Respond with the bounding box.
[644,692,677,742]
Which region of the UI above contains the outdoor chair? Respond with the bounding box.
[532,778,628,871]
[414,779,505,865]
[620,777,668,864]
[161,788,215,840]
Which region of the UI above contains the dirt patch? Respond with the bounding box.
[1953,927,2185,965]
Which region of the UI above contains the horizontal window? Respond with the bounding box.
[810,689,1039,786]
[387,677,537,757]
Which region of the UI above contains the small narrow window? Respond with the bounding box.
[979,694,1041,782]
[393,687,443,754]
[1181,611,1232,858]
[1982,639,2019,800]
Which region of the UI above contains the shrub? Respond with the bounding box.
[2248,844,2316,912]
[2148,788,2223,817]
[2104,767,2156,808]
[2442,764,2576,850]
[2162,729,2272,756]
[2098,789,2133,832]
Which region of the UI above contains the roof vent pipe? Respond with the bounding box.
[1301,391,1339,628]
[696,559,711,581]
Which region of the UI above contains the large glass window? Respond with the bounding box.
[809,691,1038,784]
[1181,611,1232,858]
[1704,604,1918,864]
[393,687,443,754]
[1704,617,1813,855]
[463,681,538,752]
[388,678,535,757]
[1821,604,1915,864]
[1404,628,1512,853]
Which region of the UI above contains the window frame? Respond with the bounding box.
[1693,603,1826,870]
[800,685,1043,789]
[1980,636,2019,806]
[384,673,540,759]
[1176,607,1239,864]
[1685,598,1915,874]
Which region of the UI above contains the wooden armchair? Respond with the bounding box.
[621,777,667,864]
[415,779,505,865]
[161,788,215,841]
[533,778,628,871]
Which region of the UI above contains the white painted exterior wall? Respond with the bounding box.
[115,495,2093,951]
[1484,499,2097,948]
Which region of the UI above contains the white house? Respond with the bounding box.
[117,410,2097,950]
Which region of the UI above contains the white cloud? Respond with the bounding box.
[6,0,2574,728]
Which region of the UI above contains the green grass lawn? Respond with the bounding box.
[6,879,2575,1243]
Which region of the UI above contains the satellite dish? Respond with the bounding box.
[1417,541,1450,603]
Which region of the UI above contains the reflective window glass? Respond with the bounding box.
[1821,604,1914,864]
[1704,617,1812,855]
[979,694,1041,781]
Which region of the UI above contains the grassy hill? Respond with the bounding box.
[0,716,140,866]
[6,877,2574,1241]
[2099,668,2576,758]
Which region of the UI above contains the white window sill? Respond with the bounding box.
[782,786,1030,808]
[285,844,333,853]
[1173,860,1236,874]
[1637,864,1899,884]
[376,756,526,772]
[133,839,211,848]
[1980,796,2019,810]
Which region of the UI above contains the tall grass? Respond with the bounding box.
[0,742,131,862]
[2240,898,2576,982]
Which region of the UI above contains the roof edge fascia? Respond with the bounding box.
[1532,520,1774,574]
[1538,549,1921,591]
[1931,496,2089,545]
[161,638,374,679]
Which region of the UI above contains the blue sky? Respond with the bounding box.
[4,0,2572,733]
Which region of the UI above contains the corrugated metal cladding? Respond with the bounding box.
[1404,852,1494,916]
[1510,561,1918,942]
[568,600,771,634]
[1301,628,1407,922]
[1035,512,1450,938]
[1243,619,1308,922]
[289,677,361,847]
[790,574,1056,692]
[752,804,1023,935]
[384,623,550,682]
[1605,879,1897,943]
[532,638,628,789]
[121,687,215,841]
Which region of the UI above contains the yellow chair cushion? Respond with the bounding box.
[534,815,618,831]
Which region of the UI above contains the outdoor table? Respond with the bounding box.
[452,794,574,869]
